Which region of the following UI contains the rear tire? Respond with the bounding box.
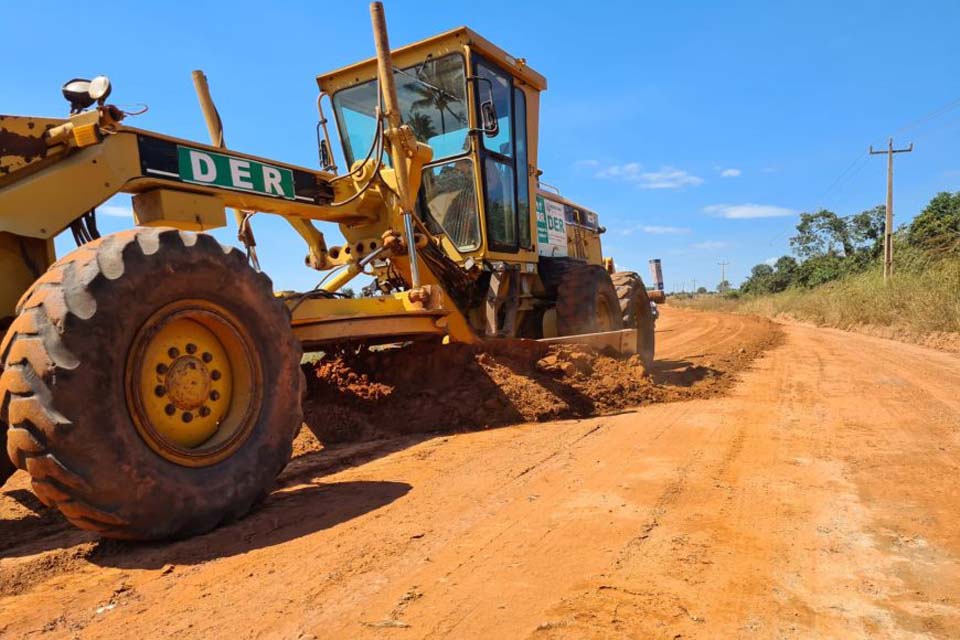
[555,264,623,336]
[612,271,656,372]
[0,228,302,540]
[1,322,15,485]
[0,418,13,486]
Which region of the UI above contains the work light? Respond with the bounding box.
[62,75,112,114]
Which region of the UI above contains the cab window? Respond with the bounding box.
[475,57,527,252]
[417,159,481,251]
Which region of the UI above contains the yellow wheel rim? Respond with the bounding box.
[126,300,262,467]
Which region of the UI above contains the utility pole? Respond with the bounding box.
[718,261,729,291]
[869,138,913,282]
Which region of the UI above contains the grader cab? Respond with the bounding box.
[0,3,657,540]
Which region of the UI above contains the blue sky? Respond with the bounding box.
[4,0,959,292]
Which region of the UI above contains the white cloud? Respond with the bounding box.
[574,159,600,169]
[719,168,742,177]
[596,162,643,180]
[764,257,778,266]
[621,224,691,236]
[703,203,796,219]
[640,225,691,235]
[691,241,728,250]
[99,205,133,217]
[596,163,703,190]
[620,224,690,236]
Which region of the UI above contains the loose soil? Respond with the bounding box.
[300,316,781,446]
[4,309,958,639]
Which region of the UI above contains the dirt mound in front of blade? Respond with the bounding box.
[300,315,782,445]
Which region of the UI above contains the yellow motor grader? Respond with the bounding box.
[0,3,658,539]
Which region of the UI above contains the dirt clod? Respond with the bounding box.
[301,317,782,445]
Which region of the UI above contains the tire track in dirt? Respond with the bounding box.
[9,310,957,638]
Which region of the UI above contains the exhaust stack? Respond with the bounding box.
[648,258,664,291]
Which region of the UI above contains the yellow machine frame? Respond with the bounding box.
[0,17,633,351]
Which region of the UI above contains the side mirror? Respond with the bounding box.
[318,138,334,172]
[480,100,499,138]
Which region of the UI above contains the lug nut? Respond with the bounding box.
[156,363,168,375]
[202,352,213,363]
[164,404,176,416]
[210,390,220,401]
[182,412,193,423]
[168,347,180,359]
[211,370,222,381]
[199,406,211,417]
[154,385,166,397]
[186,343,197,355]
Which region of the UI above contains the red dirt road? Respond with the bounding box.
[2,308,959,638]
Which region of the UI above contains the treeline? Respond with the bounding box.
[736,191,960,295]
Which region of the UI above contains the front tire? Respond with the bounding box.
[0,417,13,486]
[0,228,302,540]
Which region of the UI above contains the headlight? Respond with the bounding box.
[62,75,112,114]
[88,75,112,102]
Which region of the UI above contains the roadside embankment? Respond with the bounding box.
[676,257,960,353]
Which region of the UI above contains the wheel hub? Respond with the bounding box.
[126,301,259,466]
[164,356,211,410]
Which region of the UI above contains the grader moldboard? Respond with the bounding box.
[0,3,659,540]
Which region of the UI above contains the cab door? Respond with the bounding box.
[472,57,531,256]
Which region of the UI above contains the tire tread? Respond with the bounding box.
[1,228,300,538]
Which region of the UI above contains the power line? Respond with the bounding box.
[910,114,960,144]
[892,95,960,137]
[804,95,959,214]
[759,95,958,260]
[814,152,869,210]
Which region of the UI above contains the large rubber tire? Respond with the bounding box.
[0,228,302,540]
[0,319,14,485]
[612,271,656,372]
[0,418,13,486]
[555,264,623,336]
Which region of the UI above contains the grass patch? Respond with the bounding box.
[677,255,960,336]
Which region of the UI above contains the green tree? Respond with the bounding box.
[908,191,960,252]
[849,205,885,259]
[717,279,731,293]
[770,256,798,291]
[741,256,801,294]
[794,254,845,287]
[790,210,852,258]
[741,263,776,294]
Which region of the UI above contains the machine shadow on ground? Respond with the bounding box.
[651,359,716,388]
[0,488,94,559]
[88,480,412,570]
[0,478,410,566]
